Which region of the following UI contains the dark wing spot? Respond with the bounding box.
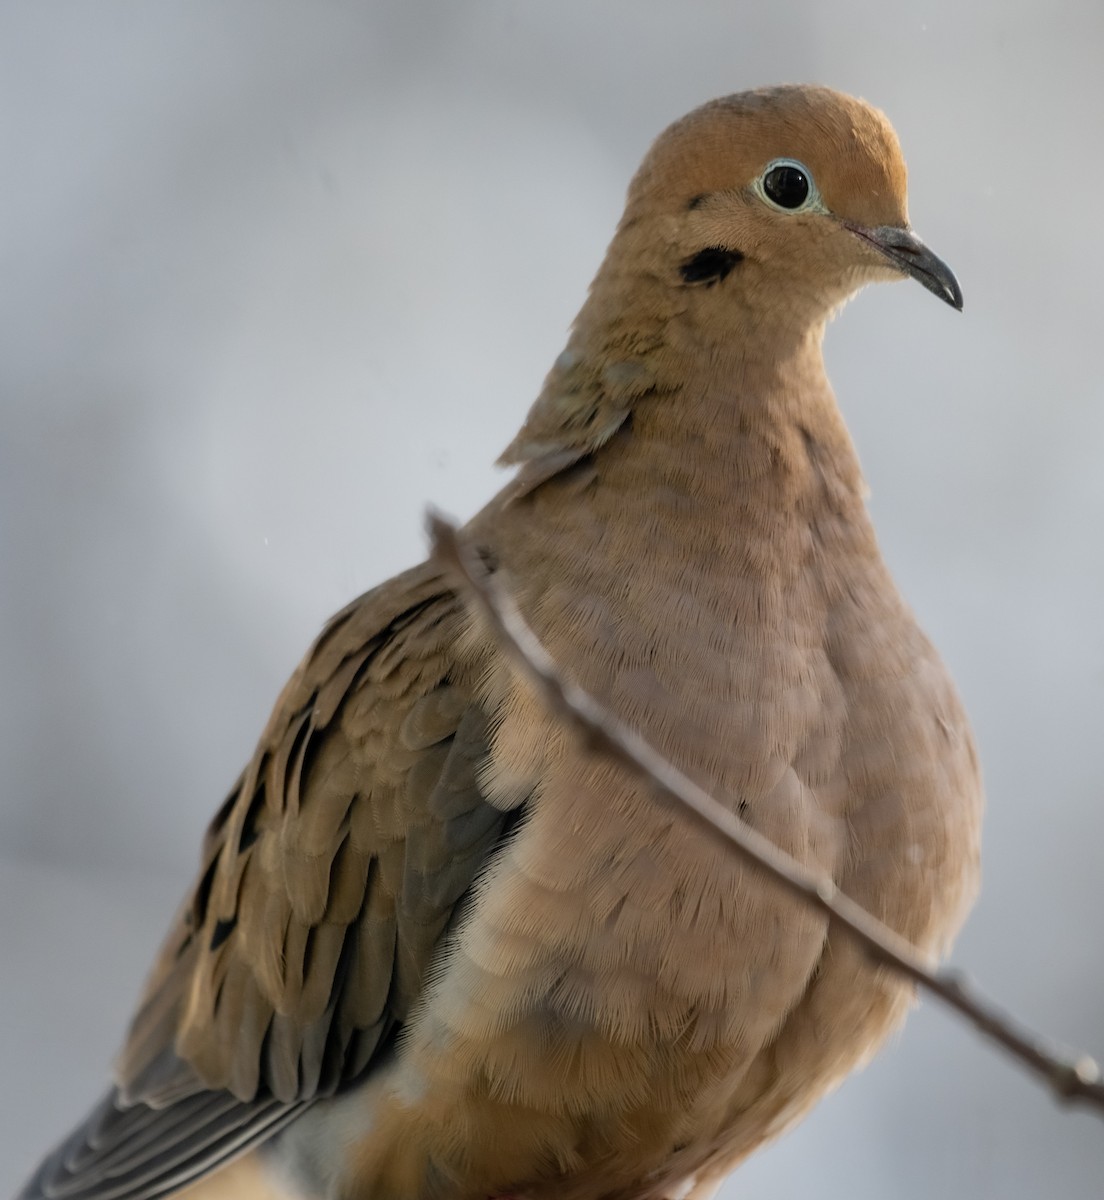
[192,857,220,928]
[209,917,237,952]
[679,247,743,286]
[238,783,266,853]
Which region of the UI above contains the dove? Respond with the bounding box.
[19,84,982,1200]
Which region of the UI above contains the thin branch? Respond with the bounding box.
[428,512,1104,1118]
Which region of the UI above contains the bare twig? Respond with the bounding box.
[428,512,1104,1118]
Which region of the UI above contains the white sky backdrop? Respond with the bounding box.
[2,3,1103,1196]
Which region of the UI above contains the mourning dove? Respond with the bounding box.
[20,84,982,1200]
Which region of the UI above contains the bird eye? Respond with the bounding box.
[758,159,819,212]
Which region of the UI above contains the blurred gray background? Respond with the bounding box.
[2,2,1102,1196]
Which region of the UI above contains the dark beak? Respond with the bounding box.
[848,224,963,310]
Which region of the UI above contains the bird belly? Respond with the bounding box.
[288,585,980,1200]
[330,742,840,1196]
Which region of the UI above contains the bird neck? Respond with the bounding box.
[653,318,855,464]
[604,323,872,566]
[481,319,876,598]
[489,245,877,592]
[503,231,868,515]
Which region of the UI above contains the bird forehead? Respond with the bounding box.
[631,86,910,228]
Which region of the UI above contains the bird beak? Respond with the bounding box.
[847,224,963,310]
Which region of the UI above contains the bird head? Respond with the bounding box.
[623,85,961,322]
[500,85,960,473]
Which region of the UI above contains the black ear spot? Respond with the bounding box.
[679,247,743,286]
[686,193,708,210]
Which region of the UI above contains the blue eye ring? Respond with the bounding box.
[754,158,825,214]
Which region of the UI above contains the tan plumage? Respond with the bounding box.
[21,85,982,1200]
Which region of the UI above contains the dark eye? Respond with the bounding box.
[763,163,810,209]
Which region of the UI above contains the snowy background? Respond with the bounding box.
[2,3,1103,1196]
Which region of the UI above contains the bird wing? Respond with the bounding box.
[22,560,521,1200]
